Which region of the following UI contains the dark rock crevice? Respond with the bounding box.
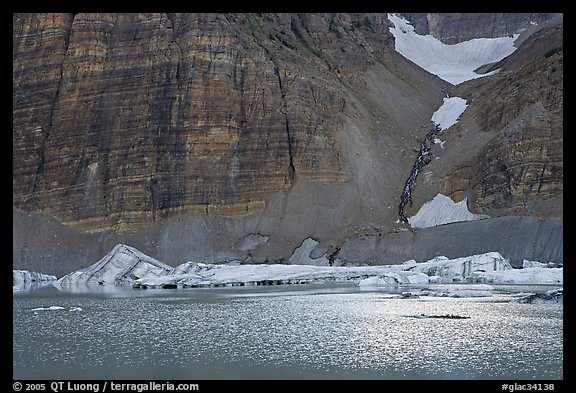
[398,124,443,223]
[273,65,296,182]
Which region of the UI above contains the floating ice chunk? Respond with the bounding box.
[69,307,83,312]
[31,306,65,311]
[359,271,429,287]
[408,193,490,228]
[522,260,562,269]
[413,252,512,282]
[408,313,471,319]
[511,288,563,304]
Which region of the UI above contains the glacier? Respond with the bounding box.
[56,243,173,288]
[388,13,519,85]
[16,244,561,304]
[13,270,57,292]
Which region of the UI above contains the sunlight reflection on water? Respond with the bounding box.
[13,284,562,380]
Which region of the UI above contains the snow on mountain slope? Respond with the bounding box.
[431,97,468,130]
[388,13,519,85]
[408,194,489,228]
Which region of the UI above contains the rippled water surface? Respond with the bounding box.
[13,284,563,380]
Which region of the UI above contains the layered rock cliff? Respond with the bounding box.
[13,13,563,274]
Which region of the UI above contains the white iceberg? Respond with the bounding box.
[31,306,65,311]
[133,263,395,289]
[358,252,512,287]
[287,238,330,266]
[511,288,563,304]
[388,13,519,85]
[522,260,562,269]
[49,244,561,292]
[467,267,563,285]
[408,193,490,228]
[358,271,431,287]
[57,244,173,287]
[422,284,495,298]
[13,270,57,292]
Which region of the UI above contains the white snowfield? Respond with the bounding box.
[388,13,519,85]
[408,193,489,228]
[431,97,468,131]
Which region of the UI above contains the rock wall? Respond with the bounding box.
[13,13,563,275]
[14,207,562,276]
[401,13,561,44]
[337,216,563,268]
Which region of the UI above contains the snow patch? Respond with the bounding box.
[31,306,65,311]
[287,238,330,266]
[431,97,468,130]
[408,193,490,228]
[388,13,519,85]
[511,288,563,304]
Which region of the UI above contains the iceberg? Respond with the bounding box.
[287,238,330,266]
[57,244,173,287]
[358,271,430,287]
[13,270,57,292]
[31,306,65,311]
[467,267,563,285]
[133,263,395,289]
[511,288,563,304]
[358,252,512,287]
[46,244,561,292]
[422,284,495,298]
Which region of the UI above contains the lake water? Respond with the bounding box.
[13,284,563,380]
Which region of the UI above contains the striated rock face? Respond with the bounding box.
[14,13,562,274]
[14,13,361,232]
[433,17,563,217]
